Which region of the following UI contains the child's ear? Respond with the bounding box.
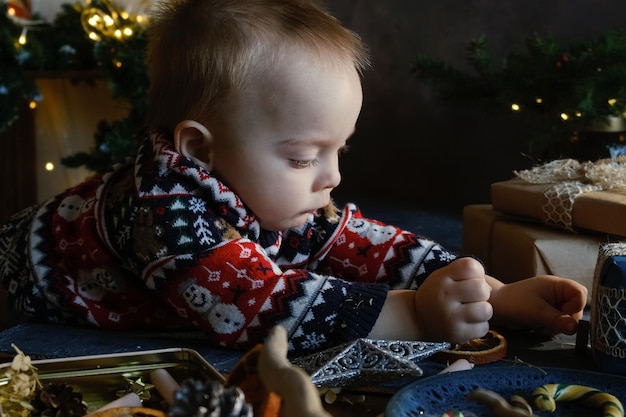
[174,120,214,171]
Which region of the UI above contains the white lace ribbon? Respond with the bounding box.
[514,157,626,230]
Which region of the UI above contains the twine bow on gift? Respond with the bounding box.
[514,157,626,231]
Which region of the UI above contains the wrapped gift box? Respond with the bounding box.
[491,178,626,238]
[463,204,609,299]
[590,243,626,374]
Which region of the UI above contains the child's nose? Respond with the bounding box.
[317,161,341,190]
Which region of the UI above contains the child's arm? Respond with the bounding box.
[368,258,587,343]
[369,257,493,343]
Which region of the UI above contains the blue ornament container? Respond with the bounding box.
[591,243,626,375]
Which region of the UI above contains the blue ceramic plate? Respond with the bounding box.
[385,366,626,417]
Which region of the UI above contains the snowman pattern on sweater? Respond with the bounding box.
[0,133,457,352]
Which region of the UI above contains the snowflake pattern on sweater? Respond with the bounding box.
[0,133,457,352]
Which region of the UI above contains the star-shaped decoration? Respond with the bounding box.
[292,339,451,387]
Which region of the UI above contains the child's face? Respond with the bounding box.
[210,50,363,231]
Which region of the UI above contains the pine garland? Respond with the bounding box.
[412,30,626,160]
[1,0,148,172]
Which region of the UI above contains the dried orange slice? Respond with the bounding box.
[432,330,507,365]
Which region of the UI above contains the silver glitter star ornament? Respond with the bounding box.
[292,339,451,387]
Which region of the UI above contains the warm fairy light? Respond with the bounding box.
[45,162,55,171]
[597,67,603,72]
[18,28,27,45]
[575,111,582,117]
[28,101,37,109]
[561,113,570,120]
[511,103,520,111]
[608,98,617,106]
[88,15,101,26]
[103,15,115,27]
[114,59,122,68]
[7,6,16,16]
[81,0,147,43]
[535,97,543,104]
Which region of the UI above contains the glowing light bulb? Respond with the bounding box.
[29,101,37,109]
[123,27,133,37]
[561,113,569,121]
[88,15,101,26]
[608,98,617,106]
[535,98,543,104]
[18,28,27,45]
[511,103,520,111]
[45,162,55,171]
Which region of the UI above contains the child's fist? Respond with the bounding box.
[414,257,493,344]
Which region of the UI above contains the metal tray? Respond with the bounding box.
[0,348,226,413]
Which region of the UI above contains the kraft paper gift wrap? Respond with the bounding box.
[491,179,626,238]
[463,204,607,300]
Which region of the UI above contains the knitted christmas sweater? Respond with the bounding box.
[0,133,457,352]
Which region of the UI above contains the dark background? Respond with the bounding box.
[4,2,626,227]
[323,0,626,215]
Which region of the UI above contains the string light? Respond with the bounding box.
[45,162,55,172]
[17,27,27,45]
[511,103,520,111]
[560,113,570,121]
[80,0,148,43]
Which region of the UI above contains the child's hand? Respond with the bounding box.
[414,257,493,344]
[488,275,587,335]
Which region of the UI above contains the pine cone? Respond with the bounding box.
[168,379,252,417]
[30,382,88,417]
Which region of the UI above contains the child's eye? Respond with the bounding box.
[290,159,316,168]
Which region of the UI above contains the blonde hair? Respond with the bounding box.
[146,0,370,133]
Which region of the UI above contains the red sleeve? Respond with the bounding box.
[142,238,388,352]
[316,208,458,289]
